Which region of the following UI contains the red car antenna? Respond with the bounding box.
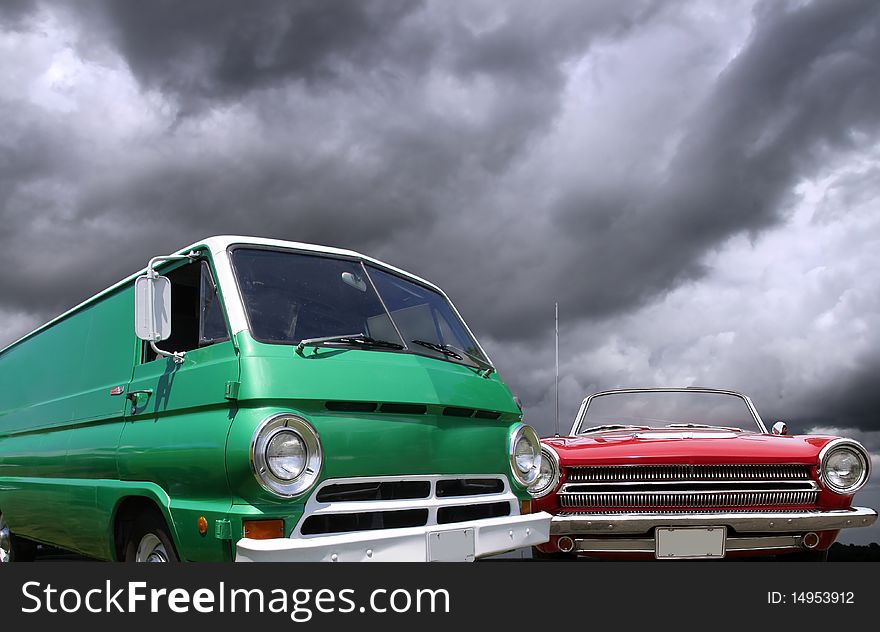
[555,302,560,437]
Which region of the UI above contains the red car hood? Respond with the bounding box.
[542,429,837,466]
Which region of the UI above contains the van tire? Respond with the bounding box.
[0,512,37,563]
[123,514,180,563]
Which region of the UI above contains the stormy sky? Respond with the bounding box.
[2,1,879,541]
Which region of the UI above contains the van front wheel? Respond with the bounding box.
[124,515,179,563]
[0,512,36,563]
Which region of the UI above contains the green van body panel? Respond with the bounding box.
[0,240,528,561]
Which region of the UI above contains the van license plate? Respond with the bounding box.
[655,526,726,559]
[427,528,475,562]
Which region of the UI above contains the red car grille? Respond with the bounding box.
[566,464,812,483]
[559,464,818,510]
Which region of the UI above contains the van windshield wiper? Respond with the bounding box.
[296,333,404,354]
[411,339,463,360]
[410,340,496,378]
[443,343,495,375]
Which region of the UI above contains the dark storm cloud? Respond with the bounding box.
[793,356,880,432]
[0,110,90,315]
[0,0,662,321]
[89,0,660,106]
[0,0,36,26]
[2,0,880,445]
[503,0,880,336]
[89,0,426,105]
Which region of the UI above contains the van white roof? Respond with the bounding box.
[0,235,446,356]
[200,235,442,292]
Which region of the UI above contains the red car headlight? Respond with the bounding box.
[819,439,871,495]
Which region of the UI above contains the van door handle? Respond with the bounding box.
[126,389,153,412]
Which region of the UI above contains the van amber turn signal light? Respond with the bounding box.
[520,500,532,515]
[243,519,285,540]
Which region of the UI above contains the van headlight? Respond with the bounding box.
[819,439,870,495]
[251,414,322,497]
[509,423,541,486]
[528,446,560,498]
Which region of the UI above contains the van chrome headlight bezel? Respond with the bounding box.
[528,445,561,498]
[818,438,871,495]
[251,413,323,497]
[509,423,541,486]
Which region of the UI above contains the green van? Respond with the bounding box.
[0,236,549,562]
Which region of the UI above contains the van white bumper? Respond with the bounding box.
[235,512,551,562]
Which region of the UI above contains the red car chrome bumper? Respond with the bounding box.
[549,507,877,555]
[551,506,877,535]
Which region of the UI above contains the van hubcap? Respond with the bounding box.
[135,534,168,563]
[0,516,11,563]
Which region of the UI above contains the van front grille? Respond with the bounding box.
[437,502,510,524]
[300,509,429,535]
[436,478,505,497]
[316,481,431,503]
[295,475,517,537]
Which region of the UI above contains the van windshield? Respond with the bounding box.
[230,248,489,367]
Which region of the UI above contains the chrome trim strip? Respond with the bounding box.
[558,489,819,508]
[725,535,804,551]
[566,534,805,554]
[565,464,813,482]
[559,481,819,490]
[360,262,410,351]
[550,506,878,535]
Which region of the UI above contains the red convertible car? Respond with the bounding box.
[530,388,877,560]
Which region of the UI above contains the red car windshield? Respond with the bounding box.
[577,390,762,433]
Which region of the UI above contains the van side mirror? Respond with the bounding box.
[133,250,199,364]
[771,421,788,436]
[134,274,172,342]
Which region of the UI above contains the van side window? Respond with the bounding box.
[143,260,229,362]
[200,261,229,346]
